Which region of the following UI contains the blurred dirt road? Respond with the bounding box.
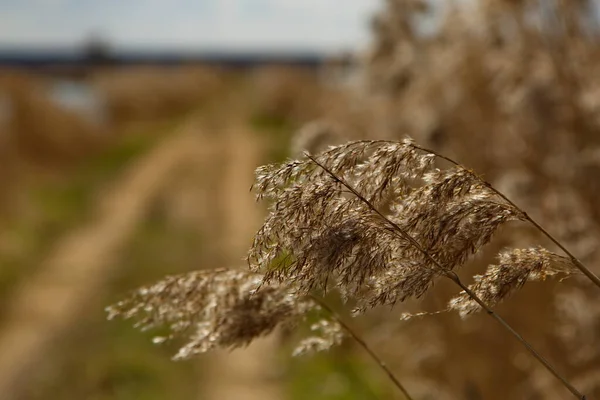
[0,121,205,399]
[0,114,283,400]
[201,125,283,400]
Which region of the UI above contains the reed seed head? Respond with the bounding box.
[106,269,343,360]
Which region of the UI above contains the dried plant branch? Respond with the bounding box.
[303,140,599,295]
[250,139,502,305]
[249,138,585,398]
[449,247,577,317]
[108,268,414,399]
[305,153,585,399]
[411,143,600,291]
[106,269,343,360]
[301,139,599,294]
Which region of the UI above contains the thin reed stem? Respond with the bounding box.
[310,295,414,400]
[307,154,586,400]
[444,272,585,399]
[410,144,600,292]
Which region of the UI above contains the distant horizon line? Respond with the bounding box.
[0,43,358,57]
[0,46,357,67]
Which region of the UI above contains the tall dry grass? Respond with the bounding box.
[92,66,224,123]
[362,1,600,398]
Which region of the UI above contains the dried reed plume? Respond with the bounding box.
[109,138,598,399]
[249,138,590,398]
[449,247,577,317]
[249,139,585,309]
[106,269,343,360]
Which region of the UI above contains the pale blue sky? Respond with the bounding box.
[0,0,382,53]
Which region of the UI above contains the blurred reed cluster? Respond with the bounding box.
[293,0,600,398]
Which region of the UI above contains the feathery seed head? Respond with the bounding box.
[249,140,522,310]
[449,248,578,318]
[106,269,343,360]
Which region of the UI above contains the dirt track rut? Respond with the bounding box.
[201,125,283,400]
[0,122,206,399]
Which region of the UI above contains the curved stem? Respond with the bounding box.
[444,271,584,399]
[411,143,600,291]
[307,154,586,400]
[310,295,414,400]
